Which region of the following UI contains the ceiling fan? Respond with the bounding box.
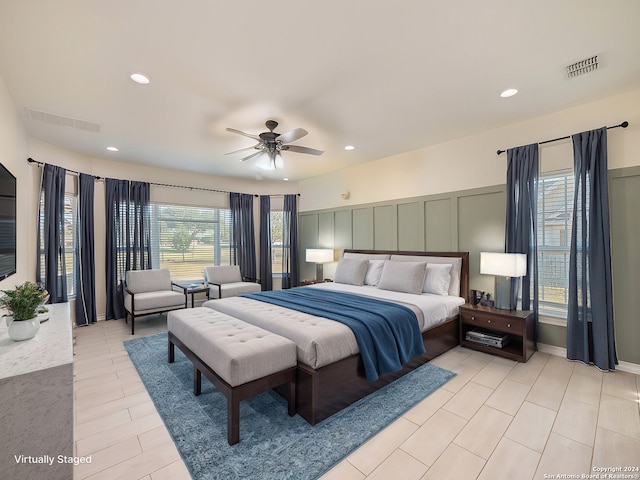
[225,120,324,169]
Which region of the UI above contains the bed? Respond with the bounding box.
[202,249,469,425]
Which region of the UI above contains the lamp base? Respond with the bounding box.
[315,264,324,282]
[494,276,514,310]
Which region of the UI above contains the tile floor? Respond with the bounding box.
[73,315,640,480]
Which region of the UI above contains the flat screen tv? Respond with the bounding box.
[0,163,16,280]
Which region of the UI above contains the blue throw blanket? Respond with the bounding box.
[240,288,425,381]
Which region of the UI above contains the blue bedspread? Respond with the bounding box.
[240,288,425,381]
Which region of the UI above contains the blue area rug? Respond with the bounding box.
[125,332,455,480]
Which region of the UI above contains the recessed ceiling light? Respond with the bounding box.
[130,73,150,84]
[283,178,289,181]
[344,145,355,151]
[500,88,518,98]
[106,146,119,152]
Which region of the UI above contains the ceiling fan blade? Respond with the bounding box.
[225,144,261,155]
[276,128,308,144]
[239,150,265,162]
[281,145,324,155]
[226,127,261,141]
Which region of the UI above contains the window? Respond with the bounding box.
[270,210,284,275]
[537,168,574,318]
[38,192,77,297]
[149,203,232,281]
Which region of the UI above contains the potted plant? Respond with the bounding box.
[1,281,49,341]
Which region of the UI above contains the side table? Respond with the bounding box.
[172,282,209,308]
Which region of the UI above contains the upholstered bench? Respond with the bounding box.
[167,308,297,445]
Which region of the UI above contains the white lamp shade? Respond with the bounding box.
[480,252,527,277]
[306,248,334,264]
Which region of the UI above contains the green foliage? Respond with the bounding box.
[172,228,194,261]
[0,281,48,321]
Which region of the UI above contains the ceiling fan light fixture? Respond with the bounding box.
[500,88,518,98]
[130,73,150,84]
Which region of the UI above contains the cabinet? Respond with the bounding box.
[459,304,536,362]
[0,303,74,480]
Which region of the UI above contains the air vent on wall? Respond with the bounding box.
[24,108,101,133]
[565,55,599,79]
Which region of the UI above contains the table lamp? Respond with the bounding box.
[480,252,527,310]
[305,248,334,282]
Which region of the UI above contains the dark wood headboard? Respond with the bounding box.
[343,249,470,303]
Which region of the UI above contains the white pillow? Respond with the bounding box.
[377,261,427,295]
[334,258,368,286]
[423,263,452,295]
[364,260,385,286]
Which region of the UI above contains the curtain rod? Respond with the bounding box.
[26,158,300,197]
[496,121,629,155]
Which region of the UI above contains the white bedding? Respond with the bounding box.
[202,282,464,369]
[305,282,465,332]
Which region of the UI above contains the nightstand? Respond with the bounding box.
[459,304,536,362]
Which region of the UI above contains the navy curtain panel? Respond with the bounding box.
[230,192,257,281]
[281,194,299,289]
[505,143,539,314]
[37,164,68,303]
[75,174,97,326]
[105,179,152,320]
[567,127,617,370]
[259,195,273,291]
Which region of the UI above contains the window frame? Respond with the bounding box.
[536,167,575,322]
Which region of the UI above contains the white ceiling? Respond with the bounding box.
[1,0,639,182]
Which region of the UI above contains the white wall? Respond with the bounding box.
[0,74,35,290]
[298,89,640,212]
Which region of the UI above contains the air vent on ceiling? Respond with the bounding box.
[565,55,599,79]
[24,108,101,133]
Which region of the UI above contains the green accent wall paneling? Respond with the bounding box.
[425,198,452,251]
[457,189,506,294]
[373,204,397,250]
[609,167,640,365]
[334,209,352,250]
[352,207,374,249]
[299,213,319,280]
[398,202,423,251]
[318,212,334,248]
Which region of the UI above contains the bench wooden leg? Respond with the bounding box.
[194,367,202,396]
[288,377,296,417]
[228,392,240,445]
[168,339,175,363]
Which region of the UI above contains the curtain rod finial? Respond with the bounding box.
[497,149,505,155]
[621,121,629,128]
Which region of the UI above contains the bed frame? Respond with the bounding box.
[282,249,470,425]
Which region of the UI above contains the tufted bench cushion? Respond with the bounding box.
[167,307,296,386]
[167,307,297,444]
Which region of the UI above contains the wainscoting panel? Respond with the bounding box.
[352,207,374,250]
[334,209,353,250]
[424,198,452,251]
[398,201,423,251]
[318,212,334,248]
[609,167,640,365]
[373,204,397,250]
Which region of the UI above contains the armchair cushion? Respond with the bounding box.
[208,282,261,300]
[125,290,186,313]
[204,265,243,285]
[125,268,172,294]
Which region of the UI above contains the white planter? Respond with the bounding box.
[7,317,41,341]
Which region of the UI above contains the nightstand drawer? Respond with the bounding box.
[461,310,523,335]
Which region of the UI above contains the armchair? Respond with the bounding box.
[124,268,187,334]
[204,265,261,299]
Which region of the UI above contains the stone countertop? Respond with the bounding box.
[0,303,73,380]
